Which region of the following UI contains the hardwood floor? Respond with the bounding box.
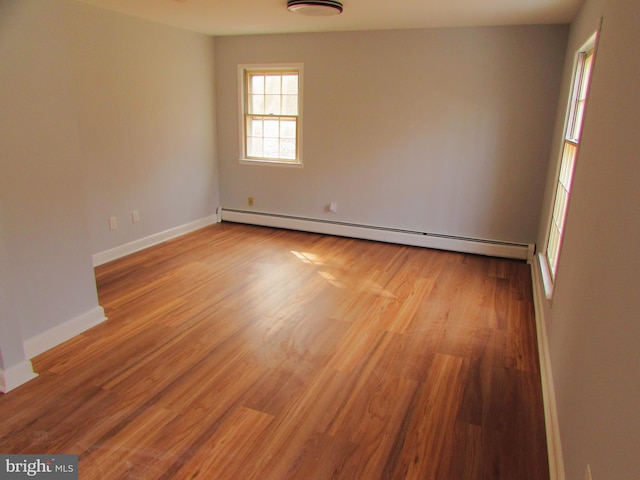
[0,223,549,479]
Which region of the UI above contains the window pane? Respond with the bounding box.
[282,75,298,94]
[248,117,263,136]
[247,136,263,157]
[251,75,264,94]
[263,138,279,158]
[580,54,594,99]
[265,76,281,94]
[280,118,297,138]
[571,101,585,140]
[264,118,279,137]
[282,95,298,115]
[547,225,560,276]
[559,142,577,189]
[250,95,264,114]
[280,139,296,159]
[265,95,281,115]
[554,186,568,228]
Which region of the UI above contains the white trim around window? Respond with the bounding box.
[238,63,304,168]
[540,26,600,298]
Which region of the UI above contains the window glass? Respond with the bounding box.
[240,65,302,165]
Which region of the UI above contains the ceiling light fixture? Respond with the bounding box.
[287,0,343,16]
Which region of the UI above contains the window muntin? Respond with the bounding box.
[545,46,596,281]
[240,65,302,165]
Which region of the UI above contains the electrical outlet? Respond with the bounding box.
[109,216,117,230]
[132,210,140,223]
[584,465,593,480]
[329,201,337,213]
[248,197,254,206]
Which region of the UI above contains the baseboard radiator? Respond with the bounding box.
[220,208,535,262]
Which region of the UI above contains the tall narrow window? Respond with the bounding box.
[239,64,303,166]
[545,41,596,281]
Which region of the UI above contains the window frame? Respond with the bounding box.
[540,30,599,297]
[238,63,304,168]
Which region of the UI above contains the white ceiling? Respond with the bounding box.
[77,0,584,36]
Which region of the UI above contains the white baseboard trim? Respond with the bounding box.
[92,214,219,266]
[221,209,534,261]
[531,260,565,480]
[0,360,38,394]
[23,306,107,359]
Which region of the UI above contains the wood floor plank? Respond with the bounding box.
[165,406,274,480]
[322,332,420,479]
[78,405,178,480]
[0,223,549,479]
[385,353,470,480]
[449,422,484,480]
[231,367,353,479]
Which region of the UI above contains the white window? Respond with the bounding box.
[238,64,303,167]
[543,34,597,287]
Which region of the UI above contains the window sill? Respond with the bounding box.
[239,159,303,168]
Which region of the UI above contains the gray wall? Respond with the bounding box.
[0,0,100,345]
[0,0,102,382]
[0,0,219,367]
[0,231,29,371]
[216,26,568,244]
[534,0,640,478]
[68,3,219,255]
